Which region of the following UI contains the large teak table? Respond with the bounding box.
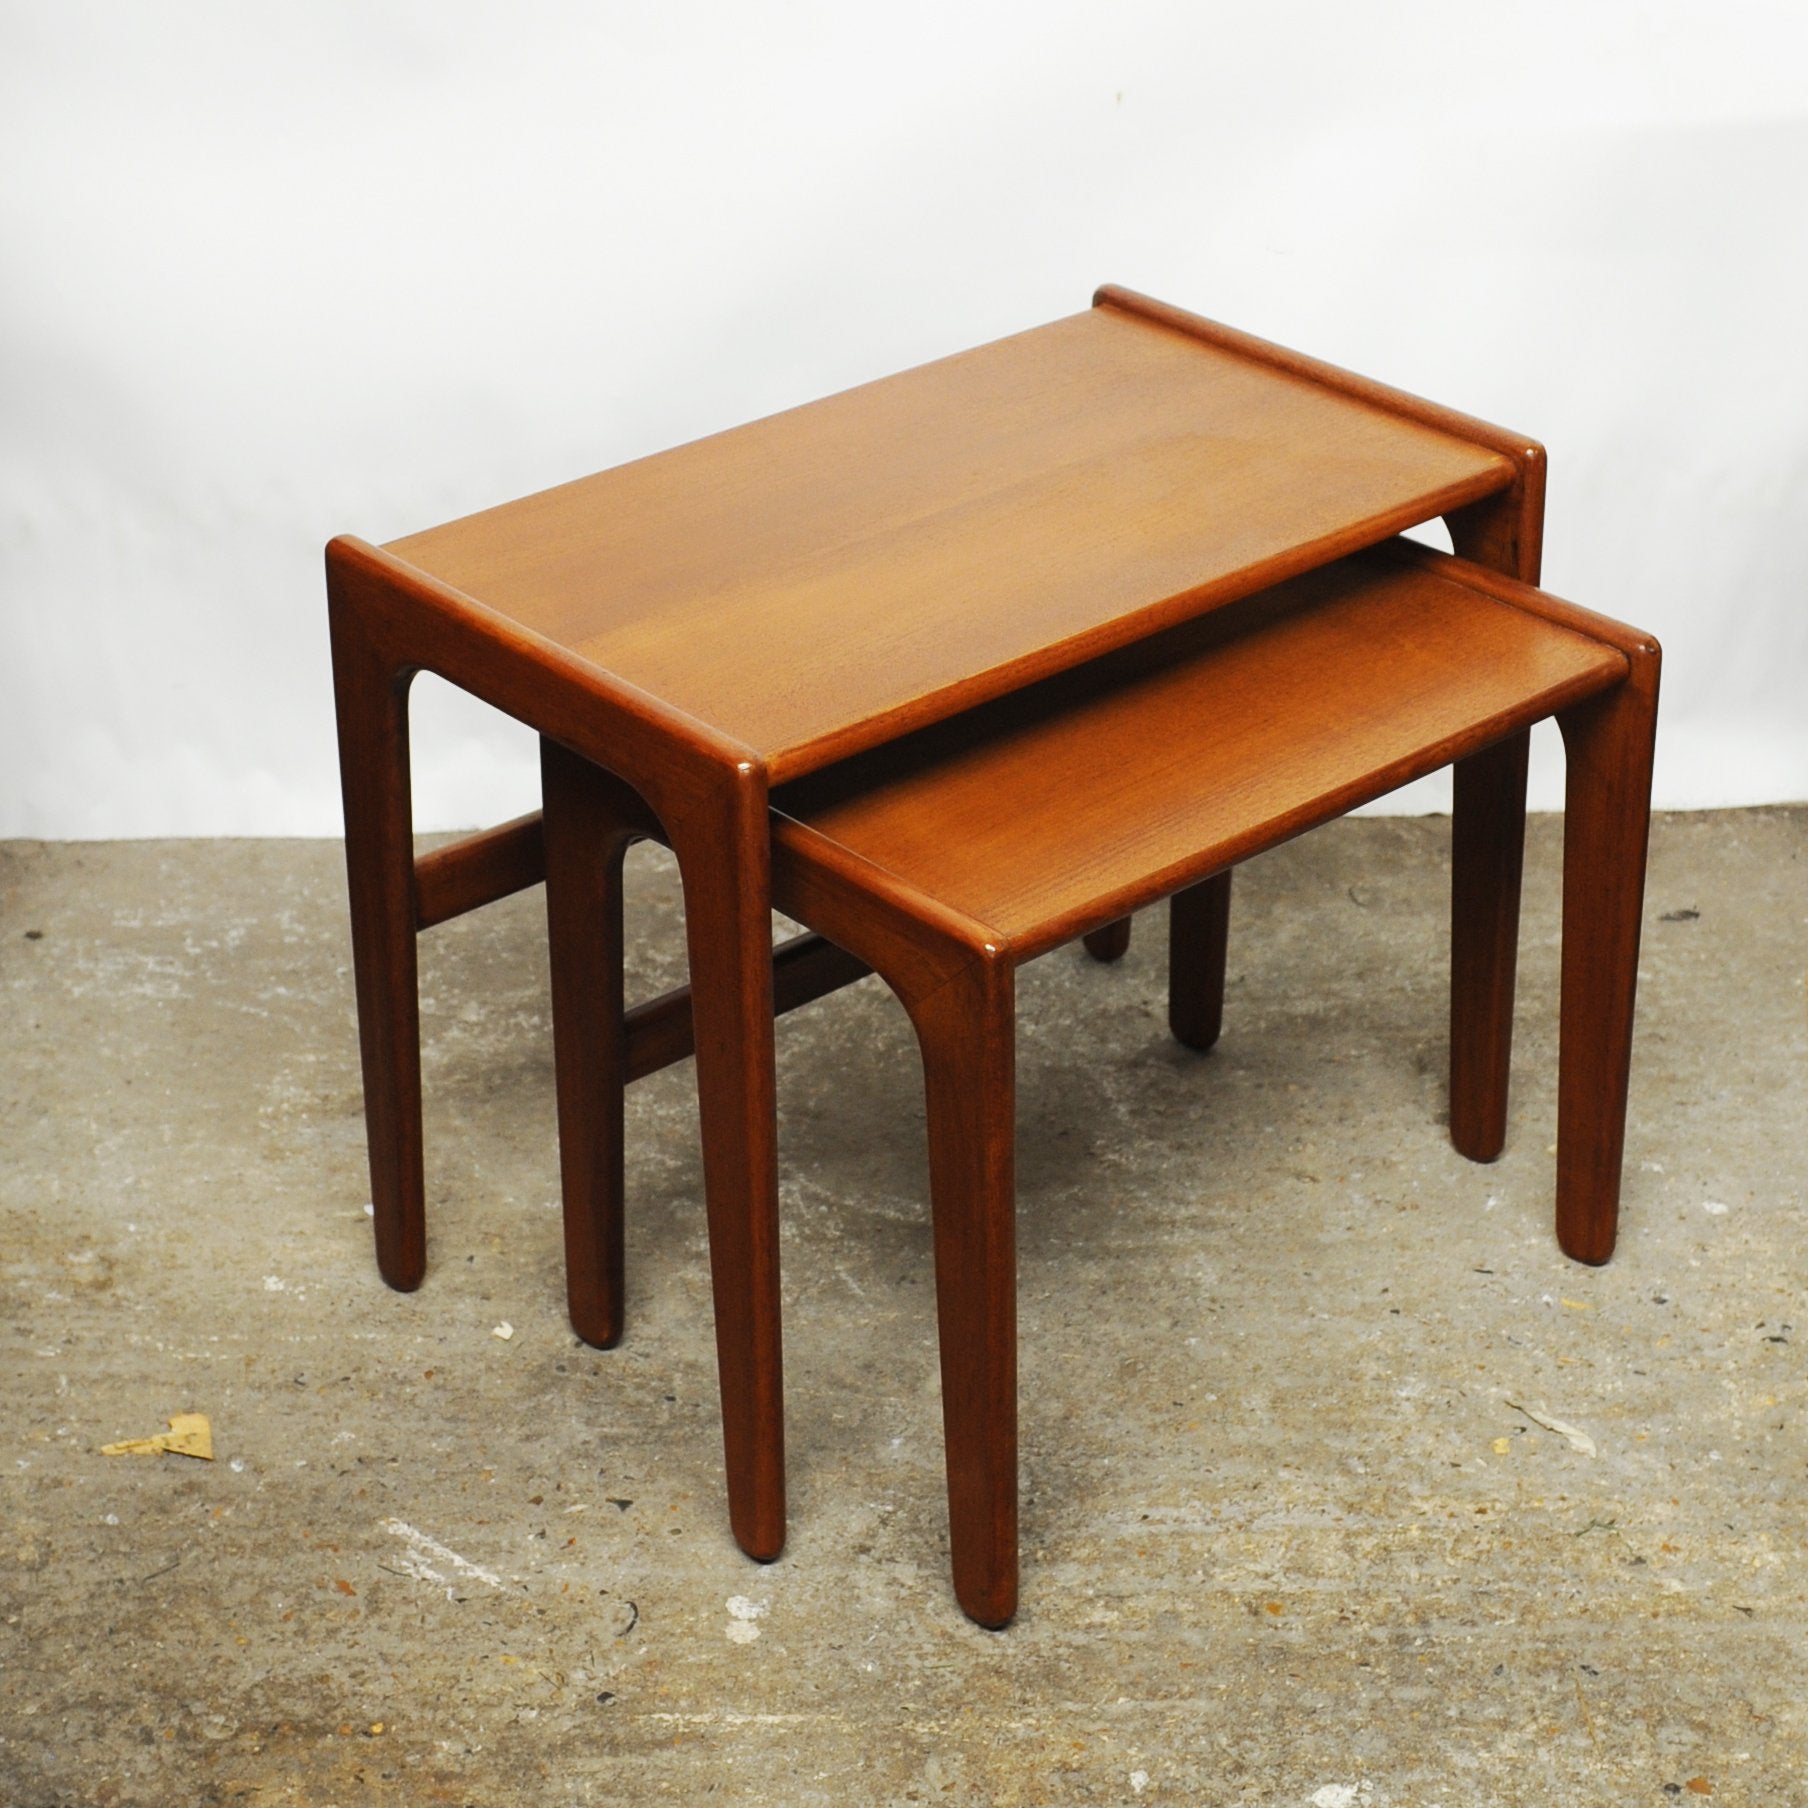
[327,285,1547,1565]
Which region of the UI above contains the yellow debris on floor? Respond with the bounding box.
[100,1412,213,1460]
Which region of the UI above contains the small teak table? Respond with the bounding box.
[537,539,1656,1625]
[329,285,1550,1570]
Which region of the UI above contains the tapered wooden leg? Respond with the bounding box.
[1554,660,1659,1264]
[665,778,787,1561]
[902,953,1018,1628]
[1168,870,1232,1052]
[1082,917,1132,963]
[1448,731,1529,1163]
[540,739,642,1349]
[327,599,425,1291]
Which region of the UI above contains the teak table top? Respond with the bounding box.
[773,544,1625,957]
[384,289,1523,781]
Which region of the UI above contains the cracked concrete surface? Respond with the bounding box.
[2,809,1804,1804]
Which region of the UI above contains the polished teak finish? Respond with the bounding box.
[385,292,1529,778]
[329,286,1552,1592]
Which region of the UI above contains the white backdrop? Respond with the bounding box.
[5,0,1806,838]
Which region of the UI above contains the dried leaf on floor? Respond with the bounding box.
[101,1413,214,1460]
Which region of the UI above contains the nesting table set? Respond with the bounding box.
[328,286,1657,1626]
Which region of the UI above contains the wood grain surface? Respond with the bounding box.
[771,546,1625,955]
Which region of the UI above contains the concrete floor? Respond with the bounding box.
[2,808,1804,1806]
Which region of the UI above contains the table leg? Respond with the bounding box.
[1448,732,1529,1162]
[1168,870,1232,1052]
[1082,918,1132,962]
[664,772,787,1562]
[540,739,638,1349]
[901,950,1018,1629]
[1445,480,1542,1168]
[1554,656,1659,1263]
[327,597,425,1291]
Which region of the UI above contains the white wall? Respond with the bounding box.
[4,0,1805,837]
